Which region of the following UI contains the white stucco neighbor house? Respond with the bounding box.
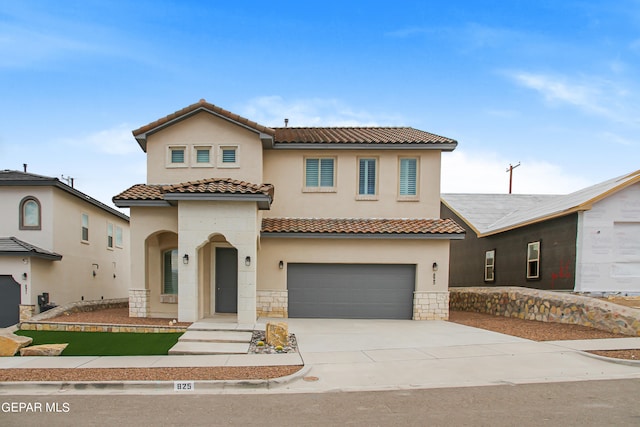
[0,169,131,327]
[114,99,464,324]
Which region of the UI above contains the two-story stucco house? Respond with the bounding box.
[114,99,464,323]
[0,169,131,327]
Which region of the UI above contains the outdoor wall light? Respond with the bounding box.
[92,263,99,277]
[278,260,284,269]
[245,256,251,266]
[432,262,438,272]
[22,272,27,280]
[183,254,189,265]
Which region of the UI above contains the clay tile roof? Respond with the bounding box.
[113,184,165,201]
[273,127,456,146]
[161,178,274,197]
[261,218,465,236]
[133,99,275,140]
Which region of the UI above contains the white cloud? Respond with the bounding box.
[59,124,139,155]
[239,96,402,127]
[441,150,591,194]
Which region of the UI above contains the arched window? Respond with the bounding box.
[163,249,179,295]
[19,196,41,230]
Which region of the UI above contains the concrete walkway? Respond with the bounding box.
[1,318,639,395]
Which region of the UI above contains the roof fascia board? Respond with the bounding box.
[0,178,129,221]
[440,199,483,236]
[136,107,269,152]
[113,200,172,207]
[163,193,272,209]
[479,208,582,237]
[260,232,464,240]
[273,143,457,151]
[0,252,62,261]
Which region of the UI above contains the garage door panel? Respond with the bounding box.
[288,263,414,319]
[0,275,21,328]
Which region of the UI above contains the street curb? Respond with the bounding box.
[577,350,640,367]
[0,365,310,394]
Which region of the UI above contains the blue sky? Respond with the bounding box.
[1,1,639,209]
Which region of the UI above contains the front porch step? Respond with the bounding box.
[168,341,249,355]
[178,330,253,343]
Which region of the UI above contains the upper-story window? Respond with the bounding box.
[115,226,123,248]
[399,157,418,199]
[357,158,377,198]
[81,213,89,242]
[218,145,239,168]
[107,223,114,249]
[304,157,335,191]
[527,241,540,279]
[167,146,187,168]
[193,145,213,167]
[19,196,41,230]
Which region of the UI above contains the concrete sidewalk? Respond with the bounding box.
[0,318,639,395]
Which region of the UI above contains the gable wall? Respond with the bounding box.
[145,112,264,185]
[443,204,577,290]
[576,182,640,293]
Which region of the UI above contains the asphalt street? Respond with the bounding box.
[2,379,639,426]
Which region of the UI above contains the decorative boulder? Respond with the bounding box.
[20,343,68,356]
[0,334,33,356]
[265,322,288,347]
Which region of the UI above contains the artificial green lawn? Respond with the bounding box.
[15,330,183,356]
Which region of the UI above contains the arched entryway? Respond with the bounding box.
[145,230,179,318]
[198,234,238,318]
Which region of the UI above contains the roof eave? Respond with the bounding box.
[260,232,465,239]
[163,193,272,210]
[113,199,172,208]
[272,142,458,151]
[0,251,62,261]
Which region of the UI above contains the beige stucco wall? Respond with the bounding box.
[145,112,264,185]
[263,149,442,219]
[128,206,178,318]
[0,185,130,310]
[257,237,451,293]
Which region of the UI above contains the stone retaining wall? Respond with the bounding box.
[450,287,640,336]
[27,298,129,322]
[19,322,186,334]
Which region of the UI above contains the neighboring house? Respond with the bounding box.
[114,99,464,323]
[442,170,640,294]
[0,169,131,327]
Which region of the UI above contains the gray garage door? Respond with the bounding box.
[287,263,415,319]
[0,275,21,327]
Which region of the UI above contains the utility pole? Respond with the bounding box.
[506,162,520,194]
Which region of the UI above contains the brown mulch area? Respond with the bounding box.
[45,307,192,327]
[0,366,302,382]
[448,310,640,361]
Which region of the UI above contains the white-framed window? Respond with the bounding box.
[485,250,495,282]
[527,241,540,279]
[218,145,239,168]
[115,226,123,248]
[192,145,213,167]
[304,157,335,191]
[399,157,418,199]
[107,223,114,249]
[81,213,89,242]
[19,196,41,230]
[163,249,179,295]
[167,145,187,167]
[357,158,377,198]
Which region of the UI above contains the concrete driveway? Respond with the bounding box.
[262,318,640,393]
